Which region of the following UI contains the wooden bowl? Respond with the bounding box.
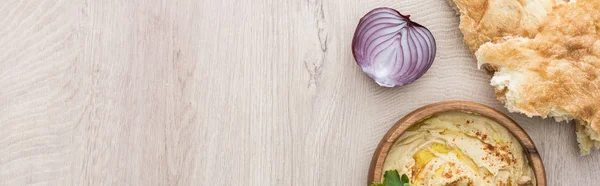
[368,101,546,185]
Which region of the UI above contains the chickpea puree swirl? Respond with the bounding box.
[382,112,535,186]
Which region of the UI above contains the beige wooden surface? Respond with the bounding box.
[1,0,599,185]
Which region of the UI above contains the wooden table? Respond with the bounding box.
[1,0,598,185]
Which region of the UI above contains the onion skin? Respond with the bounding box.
[352,8,436,87]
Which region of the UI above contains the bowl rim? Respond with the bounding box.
[367,100,546,186]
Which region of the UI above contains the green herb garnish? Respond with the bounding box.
[372,170,410,186]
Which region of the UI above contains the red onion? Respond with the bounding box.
[352,8,436,87]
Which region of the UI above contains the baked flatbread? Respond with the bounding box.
[450,0,600,154]
[448,0,564,52]
[476,0,600,155]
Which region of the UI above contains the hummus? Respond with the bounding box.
[383,112,535,186]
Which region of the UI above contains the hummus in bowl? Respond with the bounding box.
[368,101,545,186]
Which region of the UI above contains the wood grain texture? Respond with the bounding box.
[368,101,545,186]
[1,0,599,185]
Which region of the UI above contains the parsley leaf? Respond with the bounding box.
[371,170,410,186]
[401,174,409,185]
[383,170,402,186]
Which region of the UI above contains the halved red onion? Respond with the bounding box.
[352,7,436,87]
